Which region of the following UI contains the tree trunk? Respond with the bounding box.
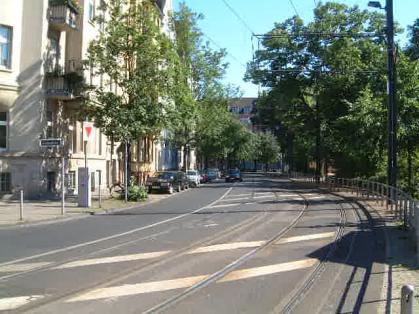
[407,140,413,192]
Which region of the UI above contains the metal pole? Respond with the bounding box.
[124,140,128,203]
[99,185,102,208]
[19,190,23,221]
[386,0,397,189]
[84,141,87,169]
[400,285,414,314]
[61,155,65,215]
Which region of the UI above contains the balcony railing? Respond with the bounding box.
[45,70,84,100]
[48,0,79,31]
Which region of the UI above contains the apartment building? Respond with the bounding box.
[0,0,175,198]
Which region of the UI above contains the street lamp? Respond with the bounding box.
[368,0,397,189]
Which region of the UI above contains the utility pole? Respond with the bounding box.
[386,0,397,188]
[368,0,397,188]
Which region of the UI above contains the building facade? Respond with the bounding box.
[0,0,174,199]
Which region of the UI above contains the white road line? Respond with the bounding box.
[307,196,326,200]
[0,187,233,268]
[209,203,241,209]
[0,262,52,273]
[253,195,275,199]
[67,275,209,302]
[278,194,300,197]
[225,193,251,198]
[276,232,336,244]
[218,197,249,202]
[66,259,317,302]
[0,295,44,311]
[54,251,171,270]
[188,241,266,254]
[218,259,317,282]
[254,192,274,196]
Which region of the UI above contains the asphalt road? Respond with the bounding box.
[0,174,385,313]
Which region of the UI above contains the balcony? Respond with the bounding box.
[45,65,84,100]
[48,0,79,32]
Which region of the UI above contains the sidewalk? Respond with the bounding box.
[287,178,419,313]
[332,188,419,313]
[0,193,171,227]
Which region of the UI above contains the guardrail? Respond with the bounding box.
[286,172,419,312]
[288,172,418,230]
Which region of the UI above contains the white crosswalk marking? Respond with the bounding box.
[0,295,44,311]
[0,262,52,273]
[67,275,209,302]
[218,259,317,282]
[253,195,275,199]
[276,232,335,244]
[54,251,170,269]
[224,193,251,198]
[66,259,317,303]
[188,241,266,254]
[209,203,241,208]
[218,197,249,202]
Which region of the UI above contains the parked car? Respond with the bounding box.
[146,171,189,194]
[186,170,201,187]
[225,169,243,182]
[206,169,218,181]
[200,171,209,183]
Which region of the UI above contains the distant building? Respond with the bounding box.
[228,97,257,130]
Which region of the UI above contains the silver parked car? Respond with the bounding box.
[186,170,201,187]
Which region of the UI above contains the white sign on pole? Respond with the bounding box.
[83,122,94,142]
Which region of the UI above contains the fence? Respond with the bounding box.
[288,172,419,253]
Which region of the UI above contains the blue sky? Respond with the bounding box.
[173,0,419,97]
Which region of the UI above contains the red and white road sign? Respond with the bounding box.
[83,122,94,142]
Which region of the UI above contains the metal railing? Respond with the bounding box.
[288,172,418,231]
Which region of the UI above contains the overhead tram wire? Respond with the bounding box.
[202,33,247,69]
[253,32,382,39]
[220,0,256,36]
[288,0,300,16]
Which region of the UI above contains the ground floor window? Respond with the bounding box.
[0,112,8,149]
[0,172,11,192]
[68,171,76,189]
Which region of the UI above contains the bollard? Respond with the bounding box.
[19,190,23,221]
[401,285,414,314]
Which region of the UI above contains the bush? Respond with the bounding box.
[127,185,148,202]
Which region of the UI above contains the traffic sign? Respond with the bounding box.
[39,138,63,148]
[83,122,94,141]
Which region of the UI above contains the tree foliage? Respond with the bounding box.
[84,0,178,142]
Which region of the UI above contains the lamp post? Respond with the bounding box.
[368,0,397,188]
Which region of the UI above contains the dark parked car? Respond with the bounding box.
[225,169,243,182]
[146,171,189,194]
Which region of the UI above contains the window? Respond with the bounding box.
[0,25,12,69]
[48,35,60,71]
[0,173,11,192]
[0,112,7,149]
[88,0,95,22]
[68,171,76,189]
[46,111,53,138]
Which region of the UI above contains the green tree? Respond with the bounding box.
[246,2,389,177]
[84,0,178,178]
[256,132,280,171]
[406,18,419,61]
[169,2,232,169]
